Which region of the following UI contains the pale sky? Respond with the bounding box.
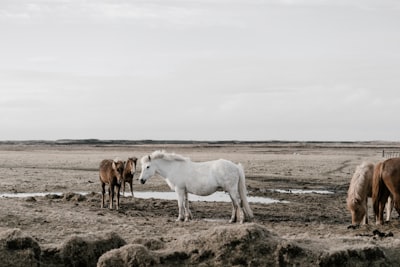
[1,0,400,141]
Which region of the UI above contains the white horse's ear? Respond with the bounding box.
[112,161,117,169]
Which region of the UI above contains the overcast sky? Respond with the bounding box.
[1,0,400,141]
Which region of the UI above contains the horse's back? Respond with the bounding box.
[183,159,240,195]
[99,159,124,183]
[208,159,241,185]
[209,159,240,175]
[348,162,373,203]
[99,160,111,181]
[382,158,400,188]
[99,159,112,172]
[382,158,400,175]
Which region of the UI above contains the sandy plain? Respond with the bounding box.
[1,141,400,266]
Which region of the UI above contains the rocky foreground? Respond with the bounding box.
[1,222,395,267]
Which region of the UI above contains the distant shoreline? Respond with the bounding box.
[0,139,399,149]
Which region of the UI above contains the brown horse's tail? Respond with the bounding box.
[372,162,385,218]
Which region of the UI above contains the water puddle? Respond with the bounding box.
[131,191,288,204]
[270,189,334,194]
[0,191,286,204]
[0,192,68,198]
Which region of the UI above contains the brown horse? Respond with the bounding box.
[122,157,137,197]
[99,159,124,210]
[372,158,399,225]
[347,162,393,228]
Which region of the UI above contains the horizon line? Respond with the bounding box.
[0,139,399,145]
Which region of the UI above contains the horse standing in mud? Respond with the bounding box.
[122,157,137,197]
[347,162,374,226]
[347,162,393,228]
[99,159,125,210]
[138,150,253,224]
[373,158,400,225]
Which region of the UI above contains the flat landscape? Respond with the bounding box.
[1,141,400,266]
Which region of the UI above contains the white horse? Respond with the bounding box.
[138,150,254,223]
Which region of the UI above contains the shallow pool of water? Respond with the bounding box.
[131,191,288,204]
[0,192,67,198]
[270,189,334,194]
[0,191,287,204]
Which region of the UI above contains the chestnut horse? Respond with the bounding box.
[99,159,124,210]
[122,157,137,197]
[347,162,393,228]
[372,158,400,225]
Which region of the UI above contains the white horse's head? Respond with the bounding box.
[138,155,156,184]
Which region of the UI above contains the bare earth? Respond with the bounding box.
[1,141,400,266]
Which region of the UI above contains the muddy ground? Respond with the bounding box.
[1,141,400,266]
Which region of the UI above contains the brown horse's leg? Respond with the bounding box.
[116,184,120,210]
[109,185,113,209]
[378,191,390,225]
[392,194,400,220]
[381,175,399,224]
[129,181,134,198]
[386,195,394,222]
[101,182,106,208]
[122,180,125,196]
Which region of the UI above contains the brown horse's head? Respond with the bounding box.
[112,160,125,185]
[125,157,138,176]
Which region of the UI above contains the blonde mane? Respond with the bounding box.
[347,162,374,204]
[142,150,189,164]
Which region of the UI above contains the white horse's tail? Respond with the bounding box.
[238,163,254,219]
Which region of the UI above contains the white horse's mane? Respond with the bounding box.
[142,150,189,163]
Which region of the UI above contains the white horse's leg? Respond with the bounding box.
[184,191,192,222]
[176,189,185,222]
[228,189,244,224]
[229,200,237,223]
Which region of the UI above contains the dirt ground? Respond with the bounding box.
[1,141,400,266]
